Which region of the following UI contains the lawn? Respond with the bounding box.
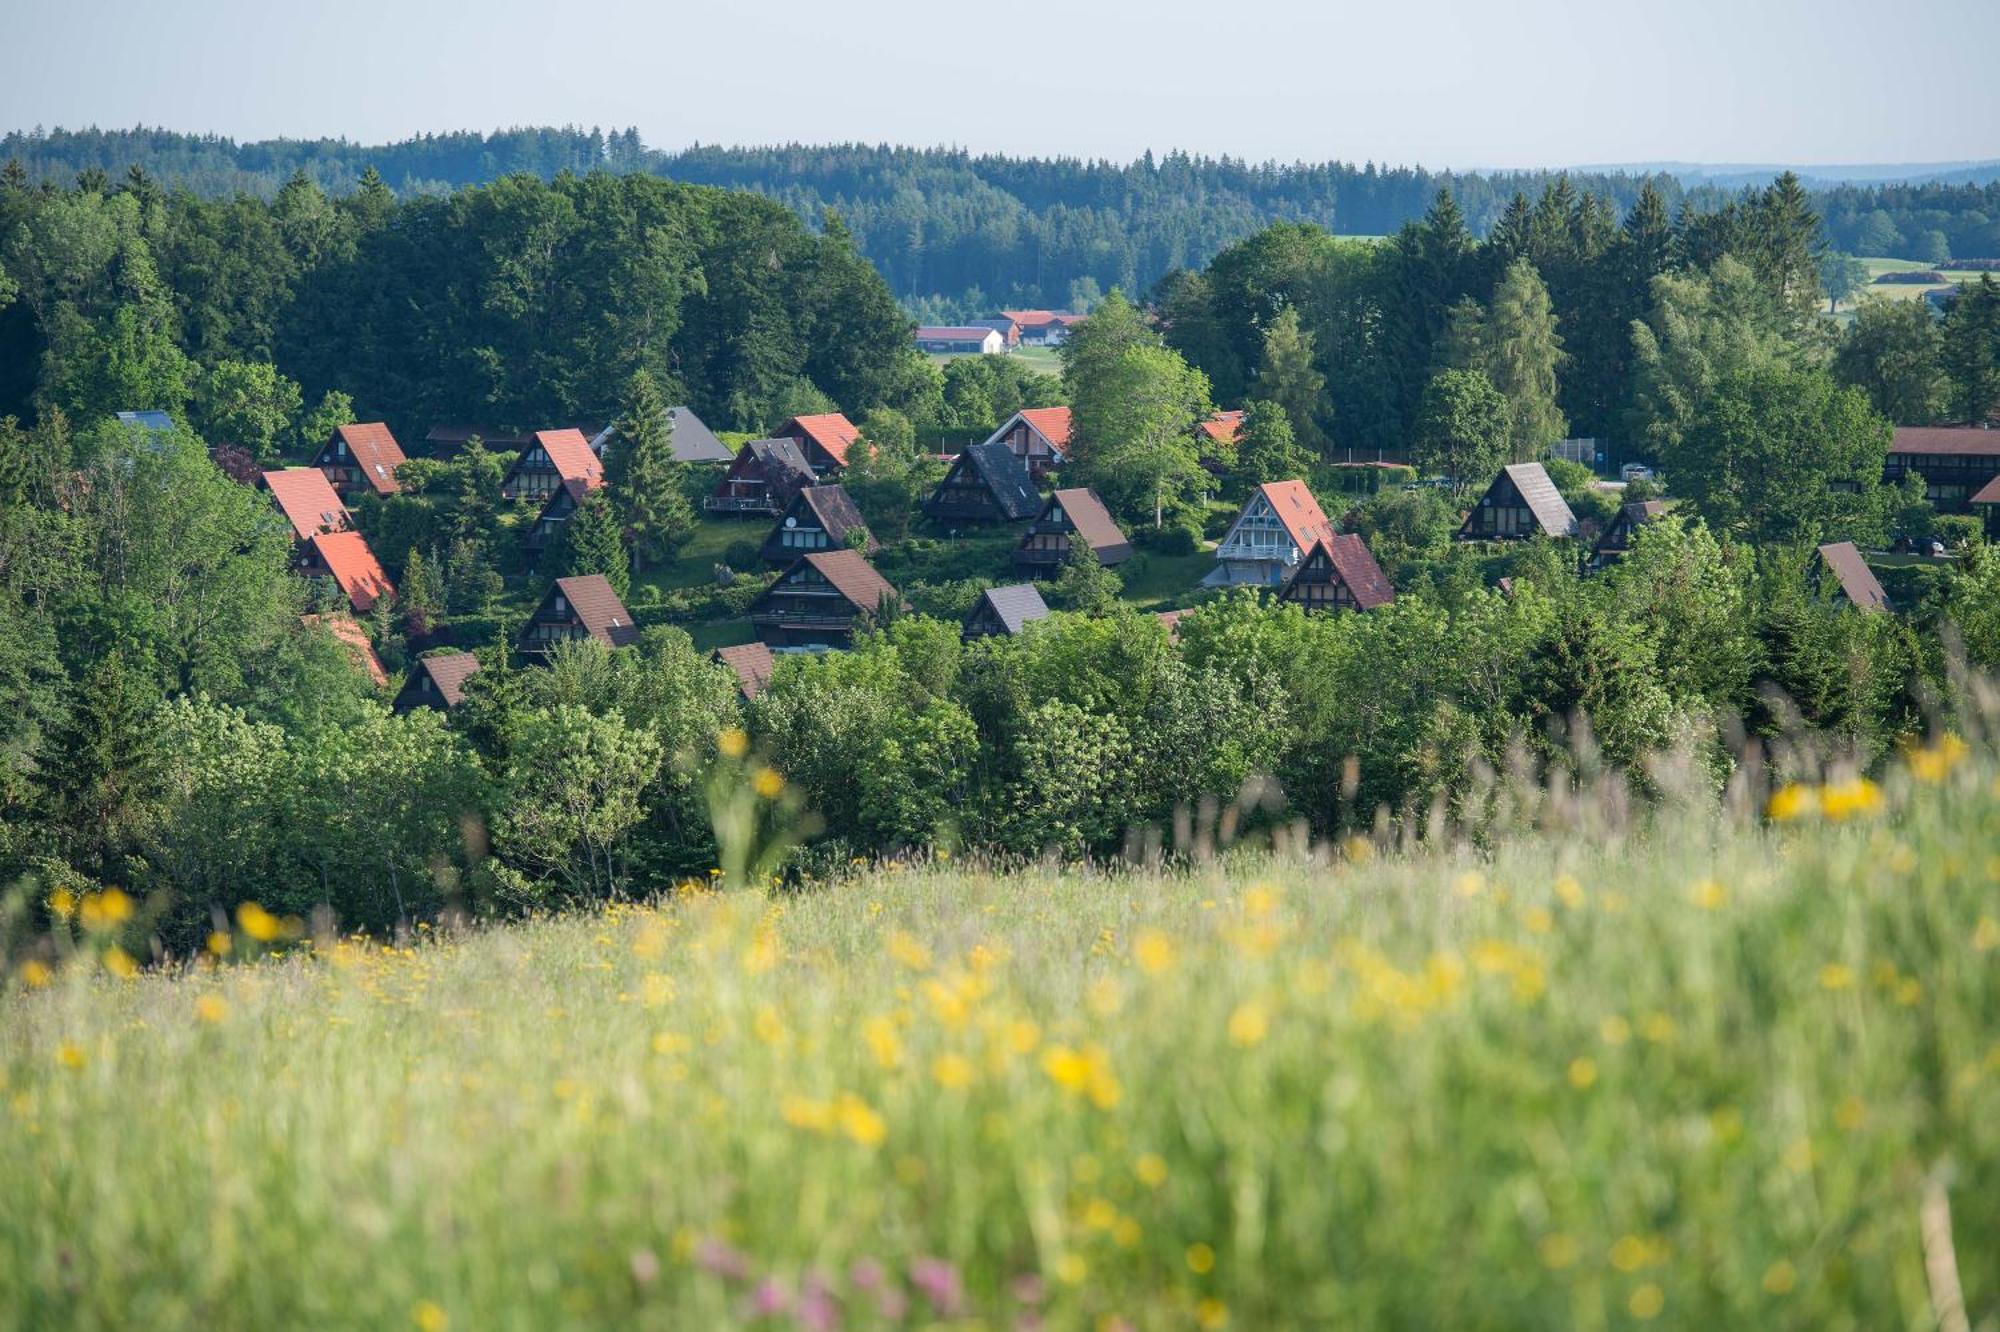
[1847,256,1996,311]
[4,737,1996,1327]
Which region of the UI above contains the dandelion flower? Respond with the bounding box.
[1131,929,1176,975]
[102,947,138,980]
[1973,917,2000,953]
[1766,783,1817,822]
[1053,1253,1087,1285]
[18,959,52,988]
[1197,1298,1230,1328]
[1818,778,1882,822]
[1688,879,1726,910]
[56,1041,85,1070]
[1553,874,1586,908]
[931,1054,975,1090]
[1185,1243,1216,1274]
[1627,1284,1664,1320]
[1819,963,1855,991]
[1227,1001,1269,1048]
[195,994,228,1024]
[1567,1057,1597,1090]
[1134,1153,1169,1187]
[717,727,749,759]
[751,767,785,799]
[837,1093,887,1147]
[237,901,282,943]
[411,1300,448,1331]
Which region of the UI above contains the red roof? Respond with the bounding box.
[332,423,408,495]
[714,642,776,699]
[1973,475,2000,505]
[1001,309,1062,328]
[262,468,349,541]
[1321,534,1396,610]
[1019,406,1073,450]
[1200,410,1246,445]
[1890,427,2000,457]
[533,428,605,485]
[301,614,387,687]
[1255,480,1335,554]
[306,531,394,614]
[782,414,861,467]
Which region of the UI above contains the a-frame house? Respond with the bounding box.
[749,549,902,651]
[500,428,603,502]
[1013,487,1131,569]
[706,438,817,516]
[519,575,642,655]
[762,484,877,562]
[1277,535,1395,613]
[1457,462,1578,541]
[923,441,1041,523]
[311,423,408,498]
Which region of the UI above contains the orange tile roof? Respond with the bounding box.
[301,613,387,687]
[1001,309,1061,327]
[532,428,605,485]
[1018,406,1073,450]
[1199,409,1246,444]
[262,468,349,541]
[307,531,394,614]
[784,414,861,467]
[333,423,408,495]
[1256,480,1335,555]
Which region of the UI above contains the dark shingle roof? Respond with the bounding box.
[1889,427,2000,457]
[801,550,899,614]
[1501,462,1579,537]
[972,584,1051,635]
[415,651,480,705]
[590,406,735,464]
[1049,488,1131,561]
[797,484,877,551]
[1816,541,1890,613]
[553,575,642,647]
[957,441,1042,519]
[743,437,817,482]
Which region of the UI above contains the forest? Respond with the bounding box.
[7,127,2000,321]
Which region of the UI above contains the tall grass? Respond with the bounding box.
[3,740,1997,1328]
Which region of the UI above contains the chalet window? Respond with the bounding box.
[553,595,567,615]
[335,439,347,457]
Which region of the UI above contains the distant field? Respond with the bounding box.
[924,345,1064,376]
[5,735,1996,1327]
[1847,256,1996,310]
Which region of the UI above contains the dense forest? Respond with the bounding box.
[8,128,2000,321]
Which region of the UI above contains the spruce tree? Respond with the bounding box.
[31,654,157,882]
[1255,305,1329,454]
[604,369,696,571]
[1941,276,2000,425]
[560,491,631,599]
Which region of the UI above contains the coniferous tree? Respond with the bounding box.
[31,653,157,882]
[1228,400,1316,498]
[400,547,445,637]
[1255,306,1328,454]
[1940,276,2000,425]
[604,369,695,571]
[1482,258,1569,459]
[560,490,631,599]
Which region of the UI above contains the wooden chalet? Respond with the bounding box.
[500,428,603,502]
[1204,480,1335,586]
[707,438,817,516]
[762,484,877,562]
[985,406,1073,479]
[749,549,902,651]
[299,530,394,614]
[1014,486,1131,569]
[775,413,861,475]
[712,641,776,701]
[1973,474,2000,536]
[520,575,641,655]
[524,477,604,554]
[923,441,1041,523]
[311,423,407,498]
[1588,499,1671,569]
[1883,426,2000,511]
[1457,462,1579,541]
[302,614,388,688]
[261,467,350,542]
[1814,541,1890,613]
[963,584,1051,640]
[423,425,529,459]
[1277,535,1395,613]
[588,405,735,465]
[393,651,481,713]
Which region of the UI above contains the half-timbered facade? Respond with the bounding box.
[707,438,817,516]
[1014,487,1132,569]
[1204,480,1335,586]
[311,423,408,498]
[761,484,877,561]
[749,549,901,651]
[1277,535,1395,613]
[923,441,1041,523]
[1457,462,1579,541]
[500,428,603,502]
[519,575,641,655]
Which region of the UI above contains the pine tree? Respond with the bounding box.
[401,547,445,637]
[604,369,696,570]
[1941,276,2000,425]
[560,491,631,599]
[1255,305,1328,453]
[1482,258,1569,459]
[31,654,157,882]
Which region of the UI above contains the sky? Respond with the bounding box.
[3,0,1997,169]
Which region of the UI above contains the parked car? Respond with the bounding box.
[1620,463,1655,483]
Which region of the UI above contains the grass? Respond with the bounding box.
[1847,256,1997,311]
[5,738,1998,1328]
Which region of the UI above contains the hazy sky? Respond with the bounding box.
[3,0,1997,168]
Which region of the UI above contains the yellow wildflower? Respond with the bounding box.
[102,947,138,980]
[411,1300,449,1332]
[195,994,228,1024]
[1186,1242,1216,1274]
[751,766,785,799]
[1197,1298,1229,1328]
[1134,1152,1169,1187]
[1609,1234,1651,1272]
[1131,928,1176,975]
[1523,906,1553,935]
[886,929,931,971]
[1641,1012,1677,1043]
[1553,874,1586,908]
[1242,884,1279,918]
[1766,783,1817,821]
[1628,1284,1664,1320]
[752,1005,787,1046]
[56,1041,86,1070]
[236,901,282,943]
[1227,1000,1269,1048]
[1600,1014,1631,1046]
[206,931,231,957]
[1688,878,1726,910]
[19,959,52,988]
[836,1093,886,1146]
[862,1015,903,1069]
[1973,917,2000,953]
[641,973,675,1008]
[1818,777,1882,822]
[1905,732,1967,783]
[1567,1056,1598,1090]
[717,727,749,759]
[781,1095,834,1133]
[1005,1017,1041,1054]
[931,1053,975,1090]
[1819,963,1855,991]
[80,888,134,932]
[47,887,75,920]
[1453,870,1485,899]
[1053,1253,1087,1285]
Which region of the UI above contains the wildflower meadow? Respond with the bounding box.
[3,737,1998,1329]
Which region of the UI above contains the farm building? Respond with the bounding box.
[1457,462,1579,541]
[774,413,861,475]
[1204,480,1335,586]
[1000,310,1084,345]
[261,468,350,542]
[985,406,1073,479]
[1814,541,1890,613]
[298,530,394,614]
[915,326,1006,355]
[962,584,1051,640]
[706,438,817,516]
[1588,499,1672,569]
[524,477,604,554]
[1883,426,2000,511]
[393,651,481,713]
[500,428,603,502]
[1014,487,1131,569]
[712,641,776,701]
[1277,535,1394,613]
[923,441,1041,523]
[762,484,877,562]
[302,614,388,688]
[750,549,902,651]
[520,575,641,654]
[311,423,407,498]
[588,406,735,465]
[423,426,529,459]
[968,317,1021,348]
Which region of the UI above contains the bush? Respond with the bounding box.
[1139,524,1200,556]
[722,538,763,572]
[1934,515,1984,549]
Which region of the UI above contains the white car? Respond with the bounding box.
[1620,463,1655,483]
